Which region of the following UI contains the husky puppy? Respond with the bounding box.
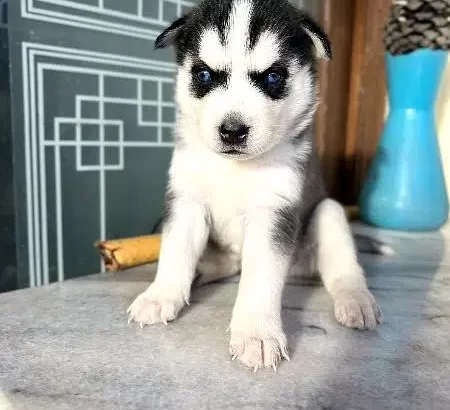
[128,0,383,371]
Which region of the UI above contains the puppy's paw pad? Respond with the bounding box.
[229,335,289,370]
[334,289,382,330]
[127,292,183,326]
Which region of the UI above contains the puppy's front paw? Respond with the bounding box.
[127,285,185,327]
[229,314,289,371]
[333,288,383,330]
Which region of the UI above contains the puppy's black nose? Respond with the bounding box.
[219,118,249,145]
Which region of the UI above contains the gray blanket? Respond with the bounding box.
[1,224,449,410]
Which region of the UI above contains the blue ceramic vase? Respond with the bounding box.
[359,49,449,231]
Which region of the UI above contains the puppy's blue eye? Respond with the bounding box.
[197,70,212,83]
[266,72,282,85]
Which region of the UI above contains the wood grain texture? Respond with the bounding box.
[315,0,391,204]
[316,0,356,200]
[342,0,391,205]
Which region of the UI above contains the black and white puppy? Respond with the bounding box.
[128,0,383,371]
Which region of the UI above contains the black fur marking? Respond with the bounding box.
[296,139,327,237]
[300,13,332,60]
[196,0,234,45]
[155,0,234,65]
[249,0,331,61]
[272,203,300,255]
[155,15,190,49]
[271,131,327,256]
[249,62,289,100]
[190,60,229,98]
[292,96,319,144]
[206,233,230,253]
[155,0,331,66]
[271,131,326,254]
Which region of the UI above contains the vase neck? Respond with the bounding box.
[386,50,447,109]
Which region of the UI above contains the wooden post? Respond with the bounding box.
[315,0,391,205]
[342,0,391,205]
[316,0,356,200]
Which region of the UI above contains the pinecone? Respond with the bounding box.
[384,0,450,55]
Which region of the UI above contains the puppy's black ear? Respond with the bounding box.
[300,14,332,60]
[155,14,189,49]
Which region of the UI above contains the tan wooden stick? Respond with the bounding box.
[95,235,161,272]
[96,207,359,272]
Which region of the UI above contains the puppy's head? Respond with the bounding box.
[156,0,331,159]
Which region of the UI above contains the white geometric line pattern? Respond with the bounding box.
[21,0,195,40]
[52,78,176,171]
[54,118,125,172]
[22,43,177,287]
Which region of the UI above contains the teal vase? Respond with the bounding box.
[359,49,449,231]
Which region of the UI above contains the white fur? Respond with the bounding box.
[128,199,209,325]
[200,1,280,72]
[129,0,381,371]
[200,28,280,73]
[303,27,330,60]
[181,0,315,159]
[308,200,383,330]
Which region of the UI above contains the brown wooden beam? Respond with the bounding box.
[342,0,391,205]
[316,0,356,200]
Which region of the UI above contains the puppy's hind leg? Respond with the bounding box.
[309,199,383,330]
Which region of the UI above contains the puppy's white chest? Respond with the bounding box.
[192,161,261,249]
[171,149,300,249]
[205,172,257,249]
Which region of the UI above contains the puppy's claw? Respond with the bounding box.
[282,348,290,361]
[139,322,144,329]
[254,366,258,373]
[128,317,133,325]
[232,355,237,361]
[273,364,277,373]
[163,320,168,326]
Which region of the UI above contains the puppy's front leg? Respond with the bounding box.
[311,199,382,330]
[128,199,209,326]
[229,209,293,371]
